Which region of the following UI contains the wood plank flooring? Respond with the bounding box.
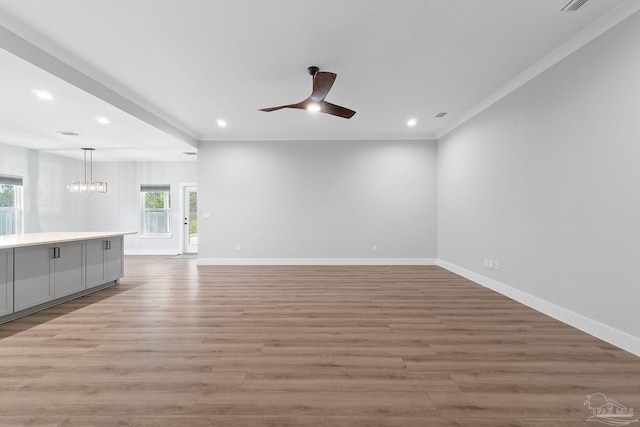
[0,256,638,426]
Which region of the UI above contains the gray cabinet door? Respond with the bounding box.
[105,237,123,282]
[0,249,13,317]
[86,237,123,287]
[86,239,106,289]
[53,241,85,298]
[14,246,53,311]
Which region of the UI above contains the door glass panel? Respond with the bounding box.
[188,190,197,247]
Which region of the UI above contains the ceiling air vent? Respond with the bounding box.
[435,112,447,118]
[561,0,589,12]
[183,152,197,156]
[57,131,81,136]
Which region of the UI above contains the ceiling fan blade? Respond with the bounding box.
[258,101,307,112]
[259,105,292,112]
[321,101,356,119]
[310,72,336,102]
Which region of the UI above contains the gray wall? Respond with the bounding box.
[87,161,197,254]
[198,140,437,261]
[0,142,197,254]
[438,10,640,340]
[0,142,89,232]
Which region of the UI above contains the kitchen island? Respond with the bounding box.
[0,231,135,324]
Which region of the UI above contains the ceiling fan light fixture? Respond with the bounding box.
[307,103,321,112]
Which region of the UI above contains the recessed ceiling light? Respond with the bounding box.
[435,112,448,118]
[217,119,227,128]
[57,131,81,136]
[95,116,110,125]
[31,90,53,100]
[183,152,198,156]
[407,118,417,127]
[307,103,321,113]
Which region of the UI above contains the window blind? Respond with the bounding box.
[140,184,170,192]
[0,175,23,186]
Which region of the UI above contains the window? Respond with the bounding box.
[141,185,171,236]
[0,175,23,236]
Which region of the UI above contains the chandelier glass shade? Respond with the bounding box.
[68,148,107,193]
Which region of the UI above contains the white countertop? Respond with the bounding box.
[0,231,136,250]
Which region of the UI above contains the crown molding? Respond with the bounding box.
[436,1,640,140]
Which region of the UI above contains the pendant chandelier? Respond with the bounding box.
[68,148,107,193]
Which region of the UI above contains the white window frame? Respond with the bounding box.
[140,184,172,238]
[0,175,23,236]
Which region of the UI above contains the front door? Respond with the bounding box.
[183,186,198,253]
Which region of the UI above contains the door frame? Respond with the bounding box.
[179,183,198,254]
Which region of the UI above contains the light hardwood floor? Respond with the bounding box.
[0,256,638,426]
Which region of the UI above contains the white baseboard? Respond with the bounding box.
[197,258,437,266]
[437,259,640,357]
[124,249,178,255]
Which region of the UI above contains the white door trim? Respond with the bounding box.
[179,183,197,254]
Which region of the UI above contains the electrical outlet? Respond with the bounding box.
[488,259,494,269]
[484,258,489,267]
[372,244,378,252]
[235,245,241,252]
[494,261,500,271]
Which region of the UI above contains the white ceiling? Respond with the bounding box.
[0,0,638,162]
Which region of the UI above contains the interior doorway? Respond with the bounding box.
[183,186,198,253]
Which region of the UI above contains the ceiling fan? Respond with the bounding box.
[259,66,356,119]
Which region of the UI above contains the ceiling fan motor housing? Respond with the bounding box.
[308,66,320,76]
